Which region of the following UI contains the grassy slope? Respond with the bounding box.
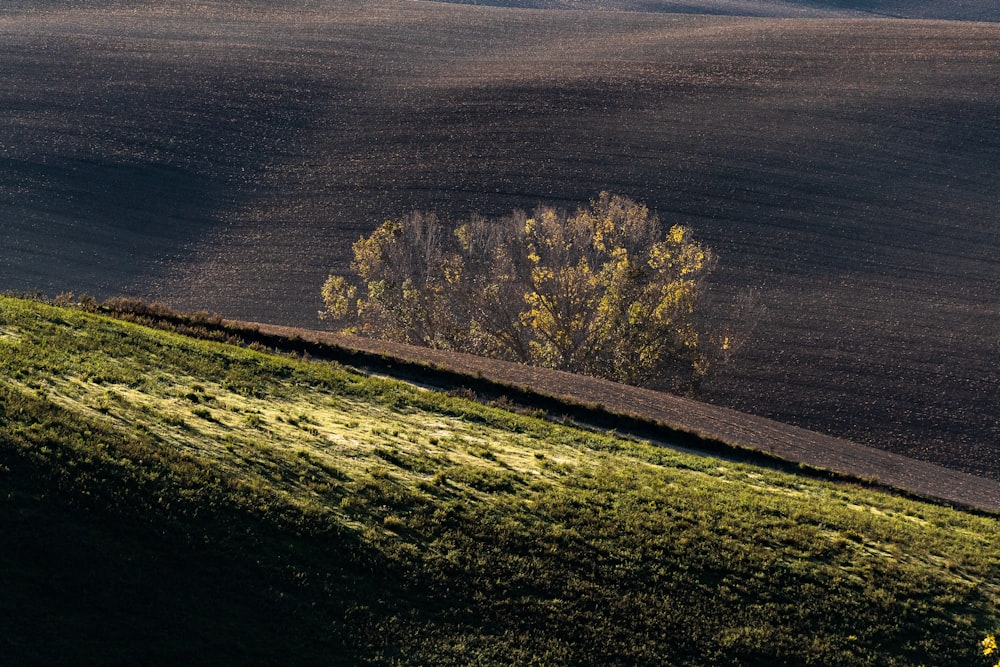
[1,295,997,665]
[2,1,998,482]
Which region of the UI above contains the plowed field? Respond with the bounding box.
[2,1,997,478]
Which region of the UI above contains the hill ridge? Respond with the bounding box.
[4,1,998,494]
[229,320,1000,512]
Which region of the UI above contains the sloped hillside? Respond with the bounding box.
[2,2,998,484]
[1,295,998,665]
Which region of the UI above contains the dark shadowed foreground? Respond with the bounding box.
[1,1,998,479]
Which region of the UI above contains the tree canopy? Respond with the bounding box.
[322,192,730,390]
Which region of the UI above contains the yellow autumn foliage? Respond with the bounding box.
[321,193,730,391]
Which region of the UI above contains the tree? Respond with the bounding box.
[321,192,731,391]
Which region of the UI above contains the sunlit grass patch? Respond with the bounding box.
[1,295,997,666]
[0,324,20,342]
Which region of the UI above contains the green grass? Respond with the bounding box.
[0,295,997,665]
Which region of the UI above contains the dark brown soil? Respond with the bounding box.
[429,0,1000,21]
[2,2,998,482]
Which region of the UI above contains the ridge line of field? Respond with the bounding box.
[213,319,997,513]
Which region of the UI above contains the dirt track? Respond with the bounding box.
[240,321,1000,513]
